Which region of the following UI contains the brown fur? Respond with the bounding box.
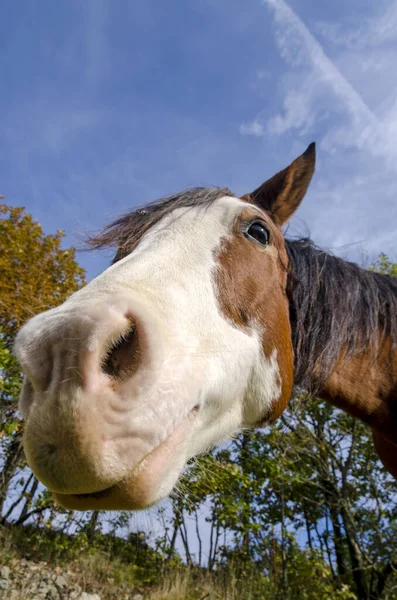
[229,145,397,479]
[214,207,294,424]
[320,340,397,432]
[320,340,397,477]
[242,142,315,225]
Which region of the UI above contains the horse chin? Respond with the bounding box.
[53,409,197,511]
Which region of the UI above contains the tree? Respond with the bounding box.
[370,253,397,277]
[0,204,85,345]
[0,203,85,515]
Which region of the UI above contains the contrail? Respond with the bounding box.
[264,0,379,129]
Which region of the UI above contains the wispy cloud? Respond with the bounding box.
[239,120,265,137]
[264,0,377,119]
[242,0,383,157]
[236,0,397,261]
[315,1,397,49]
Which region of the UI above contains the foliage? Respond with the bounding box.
[0,204,85,345]
[0,523,357,600]
[370,253,397,277]
[0,336,22,402]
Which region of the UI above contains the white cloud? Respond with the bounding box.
[267,74,317,135]
[315,1,397,49]
[239,120,265,136]
[239,0,397,170]
[263,0,380,144]
[237,0,397,262]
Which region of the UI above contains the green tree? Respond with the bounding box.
[370,253,397,277]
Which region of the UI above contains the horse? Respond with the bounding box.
[14,143,397,511]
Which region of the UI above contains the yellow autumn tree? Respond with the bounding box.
[0,204,86,345]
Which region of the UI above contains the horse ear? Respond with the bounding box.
[242,143,315,226]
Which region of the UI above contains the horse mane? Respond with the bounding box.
[87,186,397,392]
[86,187,231,262]
[286,239,397,390]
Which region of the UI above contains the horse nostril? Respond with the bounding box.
[44,443,58,456]
[101,324,140,379]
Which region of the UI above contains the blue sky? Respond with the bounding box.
[2,0,397,281]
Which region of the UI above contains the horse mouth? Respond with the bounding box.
[53,405,200,510]
[72,486,116,500]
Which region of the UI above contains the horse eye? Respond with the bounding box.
[244,221,270,247]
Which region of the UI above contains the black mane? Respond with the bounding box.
[286,239,397,390]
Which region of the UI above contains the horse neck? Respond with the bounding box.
[320,342,397,481]
[319,339,397,434]
[286,240,397,433]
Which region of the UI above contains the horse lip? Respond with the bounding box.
[70,485,116,500]
[63,404,201,502]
